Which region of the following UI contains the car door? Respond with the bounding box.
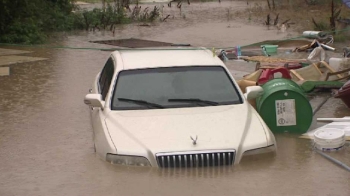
[91,57,116,157]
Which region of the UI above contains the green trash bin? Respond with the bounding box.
[256,78,313,134]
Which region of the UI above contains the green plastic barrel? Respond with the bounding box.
[261,45,278,55]
[256,78,313,134]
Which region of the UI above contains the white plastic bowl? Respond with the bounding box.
[313,128,345,151]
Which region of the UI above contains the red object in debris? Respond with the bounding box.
[284,62,303,70]
[260,62,302,70]
[334,80,350,108]
[258,67,292,85]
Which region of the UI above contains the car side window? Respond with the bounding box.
[98,57,115,100]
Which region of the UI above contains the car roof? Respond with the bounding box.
[112,48,224,70]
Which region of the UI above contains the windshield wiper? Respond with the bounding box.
[118,98,165,109]
[168,98,219,106]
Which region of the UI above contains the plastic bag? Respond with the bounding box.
[307,46,326,62]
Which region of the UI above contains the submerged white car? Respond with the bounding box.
[84,48,276,168]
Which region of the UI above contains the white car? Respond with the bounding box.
[84,48,276,167]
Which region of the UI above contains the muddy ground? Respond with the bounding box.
[0,1,349,196]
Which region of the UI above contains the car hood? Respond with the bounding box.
[104,104,267,155]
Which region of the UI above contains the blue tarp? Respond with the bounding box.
[343,0,350,8]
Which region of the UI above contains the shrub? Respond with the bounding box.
[0,20,46,44]
[0,0,160,44]
[0,0,77,44]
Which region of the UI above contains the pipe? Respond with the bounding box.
[312,96,331,116]
[317,118,350,122]
[315,149,350,172]
[320,43,336,51]
[302,31,323,39]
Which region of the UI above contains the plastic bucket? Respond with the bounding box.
[256,78,313,133]
[261,45,278,55]
[329,58,350,75]
[314,128,345,151]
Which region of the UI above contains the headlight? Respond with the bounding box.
[243,145,276,156]
[106,154,151,167]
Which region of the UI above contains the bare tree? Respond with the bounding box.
[265,14,270,28]
[266,0,276,10]
[102,0,106,11]
[330,0,341,33]
[273,13,279,26]
[266,0,271,10]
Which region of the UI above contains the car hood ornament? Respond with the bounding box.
[190,135,198,145]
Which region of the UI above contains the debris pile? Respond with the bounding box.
[219,30,350,138]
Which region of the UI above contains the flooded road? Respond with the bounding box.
[1,1,350,195]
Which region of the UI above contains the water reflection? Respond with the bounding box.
[156,165,236,179]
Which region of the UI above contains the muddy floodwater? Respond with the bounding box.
[0,1,350,195]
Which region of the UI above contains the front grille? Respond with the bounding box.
[156,150,235,168]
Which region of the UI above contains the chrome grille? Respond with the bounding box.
[156,150,235,168]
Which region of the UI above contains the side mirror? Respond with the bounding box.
[84,94,104,108]
[244,86,264,100]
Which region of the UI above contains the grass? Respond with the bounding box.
[334,34,348,42]
[77,0,102,3]
[234,0,350,40]
[78,0,350,43]
[229,1,350,51]
[77,0,101,3]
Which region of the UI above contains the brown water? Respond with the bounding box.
[0,1,350,195]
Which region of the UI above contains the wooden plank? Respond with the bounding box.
[312,63,323,75]
[291,64,323,81]
[290,69,304,81]
[299,134,350,141]
[326,67,350,81]
[241,56,307,63]
[301,120,350,141]
[318,61,343,79]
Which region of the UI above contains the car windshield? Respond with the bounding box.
[111,66,242,110]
